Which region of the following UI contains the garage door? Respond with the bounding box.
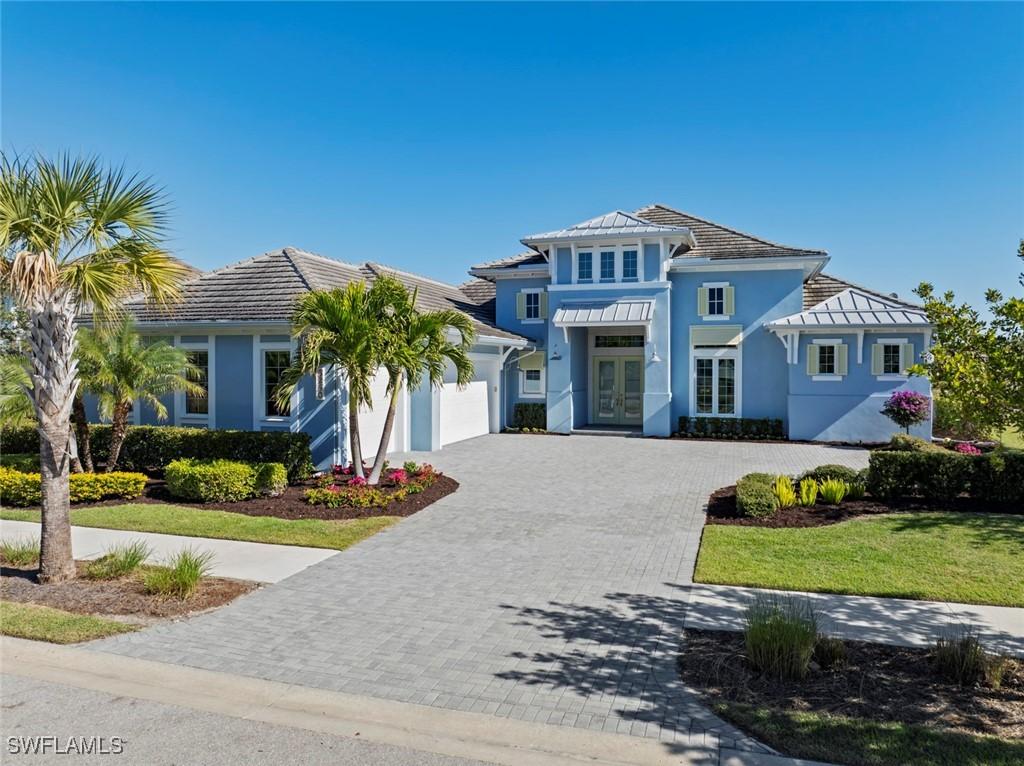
[439,380,490,446]
[358,368,407,459]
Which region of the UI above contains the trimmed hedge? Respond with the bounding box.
[736,472,778,518]
[0,453,39,472]
[164,458,288,503]
[867,448,1024,504]
[0,467,147,507]
[678,417,784,440]
[512,403,546,430]
[2,425,313,483]
[799,464,860,485]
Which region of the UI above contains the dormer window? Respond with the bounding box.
[622,249,638,281]
[571,244,643,285]
[578,251,593,282]
[600,251,615,282]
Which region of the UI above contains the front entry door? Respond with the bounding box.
[592,357,644,426]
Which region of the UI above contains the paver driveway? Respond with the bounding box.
[96,434,868,752]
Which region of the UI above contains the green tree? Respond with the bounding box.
[0,354,34,429]
[367,284,475,484]
[0,155,186,582]
[77,317,202,471]
[913,241,1024,438]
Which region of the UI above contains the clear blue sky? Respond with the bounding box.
[3,2,1022,307]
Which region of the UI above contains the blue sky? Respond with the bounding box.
[3,2,1022,307]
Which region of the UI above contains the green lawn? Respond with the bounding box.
[998,428,1024,449]
[1,504,399,551]
[717,703,1024,766]
[695,512,1024,606]
[0,601,136,644]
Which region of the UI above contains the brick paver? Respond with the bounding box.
[95,434,868,751]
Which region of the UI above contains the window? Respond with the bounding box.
[818,344,836,375]
[264,350,291,417]
[693,353,740,416]
[695,358,714,414]
[523,369,542,394]
[595,335,644,348]
[185,350,209,415]
[707,286,725,316]
[622,249,638,281]
[717,358,735,414]
[600,251,615,281]
[577,252,593,282]
[882,344,901,375]
[525,291,540,320]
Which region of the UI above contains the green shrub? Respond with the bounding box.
[0,453,39,471]
[512,403,546,430]
[800,464,859,484]
[0,536,40,566]
[866,450,973,501]
[736,473,778,518]
[677,417,784,440]
[813,636,847,669]
[933,628,1010,688]
[798,477,819,506]
[885,433,943,453]
[969,449,1024,505]
[772,475,797,509]
[164,459,256,502]
[744,596,818,680]
[305,485,390,509]
[86,540,151,580]
[144,548,214,599]
[845,479,866,501]
[253,462,287,497]
[0,467,145,507]
[818,478,849,504]
[2,425,313,482]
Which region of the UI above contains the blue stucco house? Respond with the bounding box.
[116,204,931,469]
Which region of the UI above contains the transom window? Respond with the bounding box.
[264,350,291,417]
[818,344,836,375]
[594,335,644,348]
[882,344,901,375]
[525,292,540,320]
[707,286,725,316]
[577,252,593,282]
[600,251,615,281]
[185,350,209,415]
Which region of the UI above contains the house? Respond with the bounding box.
[113,204,931,469]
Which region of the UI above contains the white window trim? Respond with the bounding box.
[875,336,909,380]
[519,367,546,399]
[570,241,645,285]
[811,338,843,381]
[174,335,216,428]
[701,281,732,322]
[689,346,742,418]
[253,338,297,428]
[521,287,544,324]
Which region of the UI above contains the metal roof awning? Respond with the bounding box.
[767,287,929,329]
[552,298,655,341]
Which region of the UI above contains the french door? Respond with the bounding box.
[593,357,644,426]
[692,351,738,417]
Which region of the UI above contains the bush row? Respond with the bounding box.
[164,459,288,503]
[677,417,784,440]
[867,448,1024,504]
[2,425,313,483]
[0,453,40,472]
[0,467,147,507]
[512,403,546,430]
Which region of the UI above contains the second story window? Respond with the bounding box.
[525,291,540,320]
[578,252,592,282]
[818,344,836,375]
[600,251,615,281]
[517,289,547,323]
[699,283,734,319]
[707,286,725,315]
[622,249,638,281]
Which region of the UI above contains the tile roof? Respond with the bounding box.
[636,204,827,261]
[802,273,919,310]
[470,251,548,271]
[522,210,692,244]
[458,278,496,305]
[120,248,527,342]
[771,279,928,329]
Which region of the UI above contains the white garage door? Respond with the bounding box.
[358,368,407,459]
[439,380,490,446]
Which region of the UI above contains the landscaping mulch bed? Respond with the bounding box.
[1,562,256,624]
[705,484,1017,528]
[678,629,1024,740]
[58,474,459,521]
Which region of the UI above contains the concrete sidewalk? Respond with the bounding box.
[685,584,1024,657]
[0,519,337,583]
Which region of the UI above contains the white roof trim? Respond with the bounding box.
[522,210,694,247]
[767,287,930,329]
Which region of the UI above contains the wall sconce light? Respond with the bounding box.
[650,344,661,364]
[550,345,563,361]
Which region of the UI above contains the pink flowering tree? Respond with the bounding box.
[881,391,931,434]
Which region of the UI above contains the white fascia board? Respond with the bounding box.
[764,321,934,331]
[447,327,529,348]
[670,255,828,274]
[467,267,551,280]
[129,320,292,334]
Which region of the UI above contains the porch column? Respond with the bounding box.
[643,287,673,437]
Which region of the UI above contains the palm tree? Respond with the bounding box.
[77,317,202,471]
[275,279,404,480]
[0,155,186,582]
[367,288,475,484]
[0,355,34,429]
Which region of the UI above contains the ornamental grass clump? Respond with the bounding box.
[813,636,847,670]
[86,540,151,580]
[933,627,1012,689]
[881,391,931,434]
[0,536,40,566]
[818,478,849,504]
[798,477,819,507]
[772,475,797,509]
[744,596,819,680]
[144,548,214,599]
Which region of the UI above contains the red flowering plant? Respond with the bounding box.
[389,468,408,486]
[881,391,931,434]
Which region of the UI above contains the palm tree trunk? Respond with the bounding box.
[26,293,79,583]
[105,400,133,472]
[349,401,365,480]
[368,376,402,485]
[71,394,94,472]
